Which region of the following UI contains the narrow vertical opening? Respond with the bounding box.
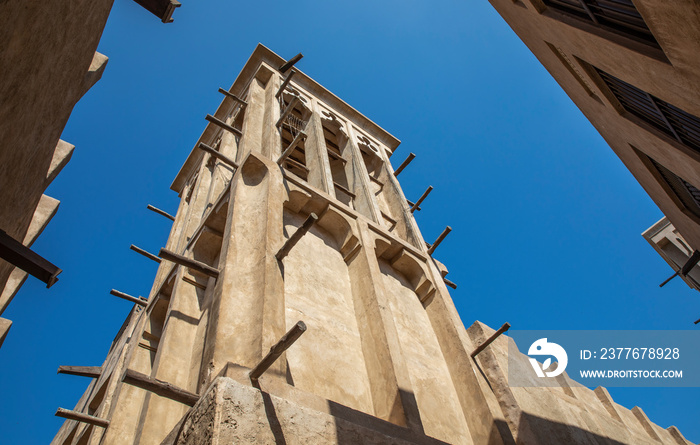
[279,92,310,181]
[324,124,354,208]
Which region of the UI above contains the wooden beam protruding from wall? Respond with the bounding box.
[410,186,433,213]
[55,408,109,428]
[276,95,301,128]
[276,70,297,99]
[471,322,511,358]
[158,248,220,279]
[250,321,307,383]
[276,213,318,261]
[205,114,243,137]
[110,289,148,307]
[198,143,239,169]
[130,245,161,263]
[393,152,416,177]
[121,369,199,406]
[278,131,307,165]
[218,88,248,106]
[0,229,61,288]
[147,204,175,221]
[279,53,303,73]
[57,366,102,378]
[427,226,451,255]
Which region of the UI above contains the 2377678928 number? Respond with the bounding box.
[600,347,679,360]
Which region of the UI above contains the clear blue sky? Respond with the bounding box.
[1,0,698,443]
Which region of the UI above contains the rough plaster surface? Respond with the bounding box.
[166,377,449,445]
[283,210,374,415]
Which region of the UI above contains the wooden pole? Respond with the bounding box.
[205,114,243,137]
[121,369,199,406]
[276,213,318,261]
[198,142,239,169]
[218,88,248,106]
[427,226,451,255]
[276,70,296,99]
[110,289,147,307]
[250,321,307,383]
[276,95,301,128]
[130,245,161,263]
[410,186,433,213]
[55,408,109,428]
[279,53,303,73]
[659,270,679,288]
[694,317,700,325]
[158,248,220,279]
[182,276,207,290]
[471,323,511,358]
[393,153,416,177]
[0,229,61,288]
[57,366,101,378]
[443,278,457,290]
[147,204,175,222]
[278,131,306,165]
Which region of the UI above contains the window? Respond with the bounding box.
[543,0,659,48]
[597,69,700,152]
[649,158,700,220]
[279,92,310,181]
[323,123,354,208]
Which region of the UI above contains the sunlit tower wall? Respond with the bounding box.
[51,45,694,445]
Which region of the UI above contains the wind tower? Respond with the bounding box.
[51,44,693,445]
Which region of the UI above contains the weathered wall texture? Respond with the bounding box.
[0,0,114,335]
[51,45,694,445]
[467,321,695,445]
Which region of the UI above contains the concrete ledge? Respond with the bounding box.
[163,373,450,445]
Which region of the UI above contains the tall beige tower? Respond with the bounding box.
[51,45,695,445]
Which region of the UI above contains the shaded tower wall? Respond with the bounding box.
[51,45,694,445]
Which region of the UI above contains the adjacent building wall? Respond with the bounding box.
[484,0,700,314]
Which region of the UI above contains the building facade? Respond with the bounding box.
[643,217,700,292]
[485,0,700,316]
[0,0,180,348]
[51,45,694,445]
